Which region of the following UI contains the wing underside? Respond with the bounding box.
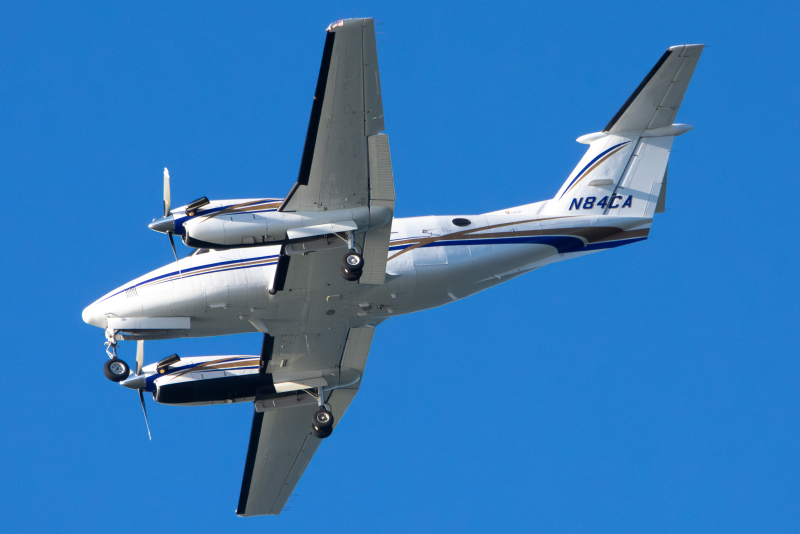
[275,18,395,285]
[236,326,375,517]
[281,18,385,213]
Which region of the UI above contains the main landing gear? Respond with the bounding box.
[341,251,364,282]
[311,386,335,439]
[337,231,363,282]
[103,332,131,382]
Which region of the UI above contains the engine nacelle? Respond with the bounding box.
[147,355,361,407]
[175,200,391,249]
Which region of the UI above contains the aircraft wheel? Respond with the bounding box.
[342,252,364,271]
[312,408,334,434]
[340,265,362,281]
[104,358,130,382]
[311,426,332,439]
[311,425,333,439]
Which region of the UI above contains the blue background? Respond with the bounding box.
[1,1,798,532]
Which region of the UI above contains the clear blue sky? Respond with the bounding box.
[1,1,798,532]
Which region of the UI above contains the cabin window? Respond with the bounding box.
[452,218,472,227]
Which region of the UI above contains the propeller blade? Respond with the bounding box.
[136,340,144,376]
[168,232,183,278]
[163,167,171,217]
[139,389,152,440]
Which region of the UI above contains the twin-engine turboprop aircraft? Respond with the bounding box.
[82,18,704,516]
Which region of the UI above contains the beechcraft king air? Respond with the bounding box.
[81,18,703,516]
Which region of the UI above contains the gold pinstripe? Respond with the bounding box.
[197,199,283,221]
[563,143,629,196]
[137,257,278,290]
[388,216,572,260]
[172,356,261,378]
[388,219,648,260]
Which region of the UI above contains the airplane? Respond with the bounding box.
[81,17,704,517]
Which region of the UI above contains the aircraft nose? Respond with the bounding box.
[82,303,106,328]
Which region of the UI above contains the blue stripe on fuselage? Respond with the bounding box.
[389,235,646,254]
[101,254,279,302]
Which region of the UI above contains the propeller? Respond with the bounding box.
[163,167,171,217]
[149,169,209,275]
[120,341,153,439]
[139,389,152,441]
[161,168,182,278]
[136,340,152,440]
[136,339,144,376]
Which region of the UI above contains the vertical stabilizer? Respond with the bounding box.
[542,45,703,218]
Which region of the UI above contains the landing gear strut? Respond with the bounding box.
[103,329,130,382]
[311,386,334,439]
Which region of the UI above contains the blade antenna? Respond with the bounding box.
[139,389,152,440]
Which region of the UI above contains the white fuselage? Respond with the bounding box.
[82,199,651,338]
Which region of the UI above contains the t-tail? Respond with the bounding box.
[542,44,704,218]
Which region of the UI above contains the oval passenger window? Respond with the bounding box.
[452,218,472,227]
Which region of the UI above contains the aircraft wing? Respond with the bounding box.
[280,18,385,213]
[236,326,376,517]
[236,20,391,516]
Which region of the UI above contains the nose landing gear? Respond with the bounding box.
[103,330,130,382]
[104,358,131,382]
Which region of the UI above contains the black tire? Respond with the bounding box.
[311,425,333,439]
[342,252,364,270]
[104,358,130,382]
[312,408,334,431]
[340,265,362,281]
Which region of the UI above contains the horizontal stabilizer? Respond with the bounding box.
[604,44,704,133]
